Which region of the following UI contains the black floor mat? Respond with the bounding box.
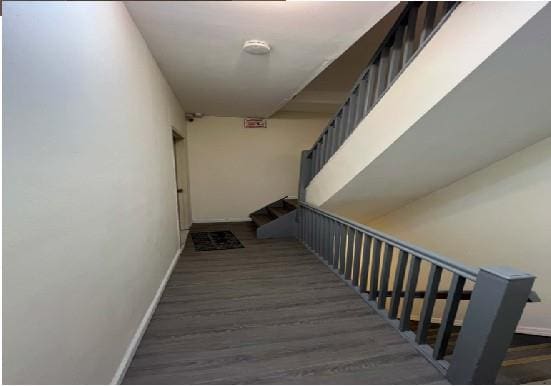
[190,230,244,251]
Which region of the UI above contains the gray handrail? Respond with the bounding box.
[297,200,538,384]
[299,201,479,281]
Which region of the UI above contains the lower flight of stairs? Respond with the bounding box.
[408,320,551,384]
[249,197,298,239]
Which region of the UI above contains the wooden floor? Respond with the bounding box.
[123,222,447,384]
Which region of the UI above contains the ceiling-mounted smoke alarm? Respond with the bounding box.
[243,40,271,55]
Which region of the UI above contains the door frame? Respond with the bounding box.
[172,128,192,244]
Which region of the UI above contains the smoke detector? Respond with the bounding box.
[243,40,271,55]
[185,112,204,122]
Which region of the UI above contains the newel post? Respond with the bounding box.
[447,267,535,384]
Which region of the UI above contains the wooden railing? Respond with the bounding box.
[304,2,458,187]
[297,202,536,384]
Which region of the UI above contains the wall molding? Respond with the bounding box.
[110,232,187,384]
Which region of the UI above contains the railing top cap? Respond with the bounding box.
[480,267,536,281]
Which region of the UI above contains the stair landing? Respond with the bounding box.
[123,222,446,384]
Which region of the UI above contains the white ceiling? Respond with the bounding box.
[125,1,397,117]
[282,4,404,114]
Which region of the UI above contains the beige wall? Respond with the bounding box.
[187,113,329,222]
[3,2,189,384]
[359,137,551,334]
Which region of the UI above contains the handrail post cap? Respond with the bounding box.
[479,266,536,281]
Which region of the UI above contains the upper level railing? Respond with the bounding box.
[304,2,458,187]
[297,201,537,384]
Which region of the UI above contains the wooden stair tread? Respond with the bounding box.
[250,213,272,227]
[268,206,293,218]
[284,198,298,208]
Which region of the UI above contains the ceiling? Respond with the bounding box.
[282,3,405,114]
[125,1,397,118]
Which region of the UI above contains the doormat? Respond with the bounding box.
[190,231,244,251]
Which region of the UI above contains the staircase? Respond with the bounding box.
[249,196,298,239]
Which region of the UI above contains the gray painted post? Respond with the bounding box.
[447,267,535,384]
[298,150,311,202]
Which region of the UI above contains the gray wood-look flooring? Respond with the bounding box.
[123,222,447,384]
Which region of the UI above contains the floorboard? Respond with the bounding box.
[123,222,447,384]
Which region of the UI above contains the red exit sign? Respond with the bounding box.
[244,118,267,128]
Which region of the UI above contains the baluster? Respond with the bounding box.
[330,122,337,158]
[348,90,358,136]
[324,127,332,165]
[308,210,314,248]
[309,150,315,179]
[344,228,355,280]
[299,207,304,241]
[399,256,421,331]
[319,215,326,259]
[316,142,322,175]
[387,26,405,84]
[402,3,420,66]
[368,239,382,301]
[375,46,390,98]
[334,113,343,149]
[327,218,335,266]
[316,213,322,257]
[378,244,394,309]
[420,2,438,44]
[320,134,327,167]
[312,147,317,177]
[312,211,318,252]
[301,208,306,245]
[303,208,308,243]
[389,250,408,319]
[322,216,331,263]
[352,231,363,286]
[338,225,348,275]
[309,210,314,250]
[307,152,314,185]
[327,123,335,161]
[416,264,443,344]
[362,63,379,117]
[312,146,319,177]
[316,213,322,255]
[433,274,465,359]
[354,76,368,126]
[358,235,372,292]
[304,209,309,246]
[339,103,350,144]
[332,221,341,270]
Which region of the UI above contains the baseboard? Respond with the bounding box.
[192,217,251,223]
[516,325,551,337]
[110,231,188,384]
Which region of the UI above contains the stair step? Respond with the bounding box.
[251,213,272,227]
[268,206,293,218]
[284,198,298,209]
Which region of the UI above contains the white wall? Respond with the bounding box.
[3,2,189,384]
[362,137,551,334]
[187,113,329,222]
